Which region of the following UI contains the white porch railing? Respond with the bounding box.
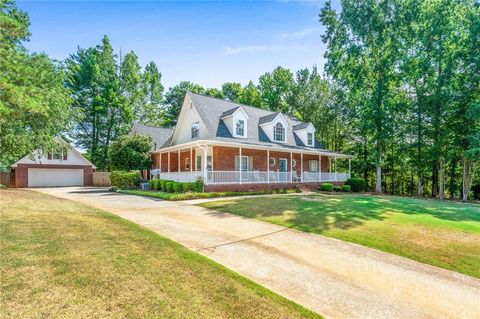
[156,170,350,184]
[158,171,203,182]
[206,171,350,184]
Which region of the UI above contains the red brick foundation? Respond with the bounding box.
[13,164,94,188]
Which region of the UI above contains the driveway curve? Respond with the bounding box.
[34,187,480,319]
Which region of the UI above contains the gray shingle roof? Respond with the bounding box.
[221,106,241,118]
[131,123,174,151]
[293,122,312,131]
[258,113,280,125]
[188,92,325,150]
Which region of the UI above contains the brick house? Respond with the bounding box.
[134,92,352,191]
[10,138,96,188]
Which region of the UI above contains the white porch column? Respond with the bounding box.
[300,153,303,182]
[290,152,293,183]
[335,156,337,181]
[177,149,180,182]
[239,147,242,184]
[319,154,322,182]
[267,149,270,184]
[318,154,321,182]
[159,153,162,179]
[349,157,351,178]
[203,146,208,183]
[190,147,193,182]
[168,152,170,179]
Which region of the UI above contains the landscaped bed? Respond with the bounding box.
[117,188,301,200]
[0,189,319,318]
[199,193,480,278]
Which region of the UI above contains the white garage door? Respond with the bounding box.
[28,168,84,187]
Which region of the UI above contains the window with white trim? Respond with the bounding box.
[235,120,245,137]
[196,155,212,171]
[307,133,313,146]
[185,158,190,170]
[309,160,318,172]
[274,122,285,142]
[235,156,253,171]
[191,122,199,139]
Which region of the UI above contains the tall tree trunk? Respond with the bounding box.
[439,156,445,200]
[462,158,474,201]
[449,158,457,199]
[432,162,439,197]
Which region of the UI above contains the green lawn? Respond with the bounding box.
[0,189,319,319]
[199,194,480,278]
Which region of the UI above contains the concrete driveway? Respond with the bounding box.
[34,187,480,319]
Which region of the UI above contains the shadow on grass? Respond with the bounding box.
[202,194,480,233]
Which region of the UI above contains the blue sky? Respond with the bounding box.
[18,1,339,90]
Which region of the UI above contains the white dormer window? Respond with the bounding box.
[191,122,199,139]
[235,120,245,137]
[307,132,313,146]
[274,122,285,142]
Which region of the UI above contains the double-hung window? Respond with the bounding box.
[235,156,252,171]
[191,122,199,139]
[274,123,285,142]
[307,132,313,146]
[195,155,212,171]
[236,120,245,137]
[309,160,318,172]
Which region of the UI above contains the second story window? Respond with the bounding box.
[274,122,285,142]
[191,122,199,139]
[236,120,245,137]
[307,132,313,146]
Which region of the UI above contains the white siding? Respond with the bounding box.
[171,95,210,145]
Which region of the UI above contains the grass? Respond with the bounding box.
[117,188,301,200]
[0,189,320,319]
[199,193,480,278]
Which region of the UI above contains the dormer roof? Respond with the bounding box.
[293,122,314,131]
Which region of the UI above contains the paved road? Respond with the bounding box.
[34,187,480,319]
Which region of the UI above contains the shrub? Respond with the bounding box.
[182,182,195,192]
[165,181,175,193]
[111,171,141,188]
[319,183,333,191]
[173,182,183,193]
[155,180,162,191]
[345,177,366,192]
[149,179,155,190]
[160,180,167,191]
[333,185,342,192]
[193,177,204,192]
[342,185,351,192]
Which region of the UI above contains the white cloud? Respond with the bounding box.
[220,43,310,56]
[279,27,322,39]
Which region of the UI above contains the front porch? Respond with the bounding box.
[151,143,351,187]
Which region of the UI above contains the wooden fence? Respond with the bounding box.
[92,172,111,187]
[0,171,14,187]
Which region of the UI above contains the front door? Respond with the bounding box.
[279,158,287,182]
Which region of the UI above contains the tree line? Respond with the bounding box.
[1,0,478,199]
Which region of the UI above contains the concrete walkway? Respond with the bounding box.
[34,187,480,319]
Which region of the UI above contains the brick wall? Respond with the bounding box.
[13,164,93,188]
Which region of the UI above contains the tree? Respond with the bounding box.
[238,81,261,107]
[140,61,164,126]
[163,81,204,126]
[0,0,71,169]
[204,87,224,99]
[222,82,244,102]
[66,35,133,170]
[109,134,153,171]
[258,66,294,112]
[320,0,402,193]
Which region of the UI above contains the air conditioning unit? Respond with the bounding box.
[140,182,150,191]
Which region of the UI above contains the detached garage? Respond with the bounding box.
[11,139,96,188]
